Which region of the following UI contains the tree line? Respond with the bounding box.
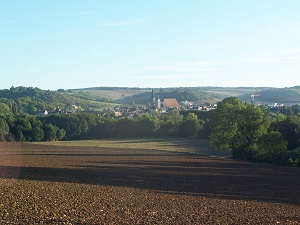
[0,110,205,142]
[0,96,299,166]
[209,97,300,166]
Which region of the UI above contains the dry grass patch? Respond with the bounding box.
[33,138,230,157]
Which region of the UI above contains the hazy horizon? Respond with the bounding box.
[2,85,299,92]
[1,1,300,90]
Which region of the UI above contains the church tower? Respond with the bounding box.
[150,89,157,113]
[156,96,161,109]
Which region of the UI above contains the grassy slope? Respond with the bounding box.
[205,87,262,98]
[239,88,300,104]
[71,88,149,100]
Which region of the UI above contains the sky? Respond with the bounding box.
[1,0,300,90]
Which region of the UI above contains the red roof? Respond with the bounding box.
[162,98,180,108]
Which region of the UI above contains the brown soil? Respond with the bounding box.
[0,142,299,224]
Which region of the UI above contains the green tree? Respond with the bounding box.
[26,116,44,142]
[12,116,32,141]
[56,128,66,140]
[0,103,12,116]
[209,97,269,159]
[0,117,10,141]
[42,114,83,140]
[88,117,117,138]
[116,117,137,137]
[27,105,37,114]
[43,124,58,141]
[179,113,200,137]
[159,110,183,136]
[283,148,300,166]
[136,113,160,137]
[31,127,44,142]
[251,131,288,164]
[270,116,300,150]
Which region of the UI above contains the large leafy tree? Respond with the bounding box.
[209,97,269,159]
[43,124,58,141]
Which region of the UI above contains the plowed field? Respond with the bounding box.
[0,142,299,224]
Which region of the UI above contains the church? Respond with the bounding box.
[150,89,161,113]
[150,89,181,113]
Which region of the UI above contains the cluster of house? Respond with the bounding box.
[32,90,221,118]
[33,91,299,118]
[34,105,82,116]
[102,97,299,118]
[101,90,217,118]
[149,89,216,113]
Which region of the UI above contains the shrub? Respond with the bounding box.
[282,148,300,166]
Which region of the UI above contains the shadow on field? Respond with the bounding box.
[1,157,299,205]
[116,138,224,154]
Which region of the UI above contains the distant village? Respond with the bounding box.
[34,90,294,117]
[34,105,82,116]
[101,90,290,118]
[103,96,218,119]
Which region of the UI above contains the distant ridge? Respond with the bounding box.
[239,87,300,104]
[1,86,299,115]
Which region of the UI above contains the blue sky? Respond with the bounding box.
[1,0,300,90]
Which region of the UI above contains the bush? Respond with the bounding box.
[282,148,300,166]
[4,134,15,142]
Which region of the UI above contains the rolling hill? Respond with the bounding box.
[239,87,300,104]
[70,86,300,105]
[0,87,119,114]
[1,86,300,116]
[118,88,223,105]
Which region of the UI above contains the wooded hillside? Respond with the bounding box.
[0,86,117,114]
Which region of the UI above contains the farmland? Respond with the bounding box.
[72,89,150,100]
[0,139,299,224]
